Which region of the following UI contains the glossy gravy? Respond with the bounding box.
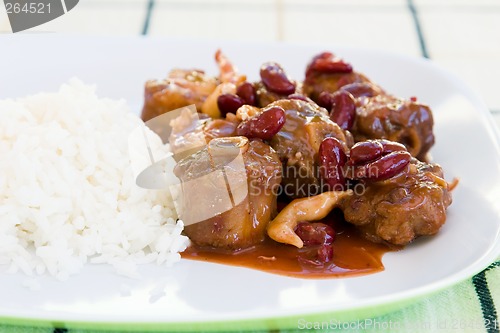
[182,214,399,279]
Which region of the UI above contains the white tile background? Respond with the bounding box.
[1,0,499,128]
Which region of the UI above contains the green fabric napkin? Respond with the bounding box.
[1,260,498,333]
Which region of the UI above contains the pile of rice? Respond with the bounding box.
[0,79,189,280]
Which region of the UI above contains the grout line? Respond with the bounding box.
[407,0,429,59]
[142,0,156,35]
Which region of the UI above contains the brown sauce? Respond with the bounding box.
[182,214,400,279]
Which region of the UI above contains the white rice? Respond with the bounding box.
[0,79,190,280]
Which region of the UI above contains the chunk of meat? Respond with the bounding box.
[142,50,246,121]
[167,108,239,160]
[301,53,433,160]
[303,71,382,102]
[267,99,352,198]
[175,138,282,250]
[141,69,218,122]
[353,94,435,160]
[203,117,239,142]
[340,159,452,245]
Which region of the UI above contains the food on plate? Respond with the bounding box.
[302,52,434,160]
[350,95,434,161]
[142,50,455,278]
[0,80,189,280]
[175,137,282,250]
[254,62,301,107]
[341,156,452,245]
[267,191,351,249]
[142,69,218,122]
[142,50,246,122]
[302,52,380,101]
[265,99,352,198]
[143,50,456,277]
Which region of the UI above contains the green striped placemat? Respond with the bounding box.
[1,260,498,333]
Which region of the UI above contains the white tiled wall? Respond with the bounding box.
[419,9,500,110]
[0,0,499,128]
[149,1,278,41]
[282,7,420,56]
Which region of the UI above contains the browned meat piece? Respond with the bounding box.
[353,94,435,160]
[175,137,282,250]
[203,116,239,142]
[303,71,382,102]
[267,99,352,198]
[167,108,239,161]
[341,159,452,245]
[141,69,218,122]
[301,53,434,160]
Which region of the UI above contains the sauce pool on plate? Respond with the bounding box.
[182,215,399,279]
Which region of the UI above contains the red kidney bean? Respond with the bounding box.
[410,96,418,102]
[319,137,347,190]
[330,91,356,131]
[349,140,406,165]
[313,58,353,74]
[306,51,353,77]
[295,222,335,247]
[379,140,407,154]
[353,151,411,181]
[305,52,333,77]
[260,62,296,95]
[349,140,384,165]
[336,75,354,89]
[236,82,257,106]
[236,106,286,140]
[298,245,334,266]
[317,91,335,109]
[316,245,334,263]
[340,83,378,98]
[217,94,245,116]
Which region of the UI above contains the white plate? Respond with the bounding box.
[0,36,499,331]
